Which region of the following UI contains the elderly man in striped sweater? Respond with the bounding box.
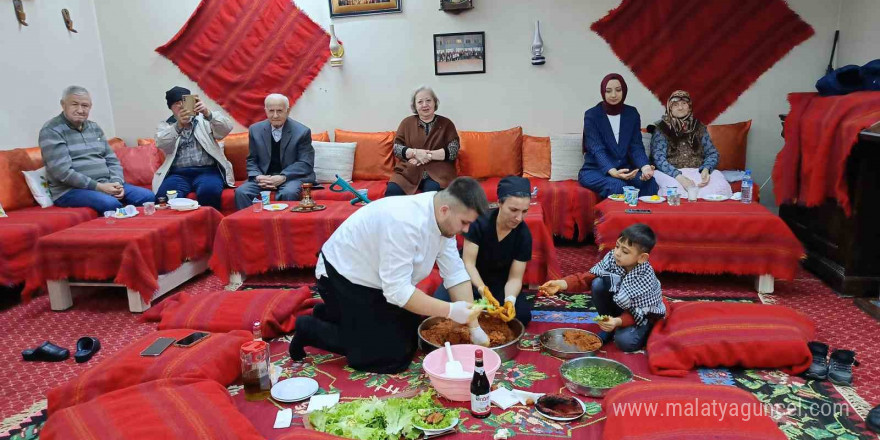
[40,86,154,213]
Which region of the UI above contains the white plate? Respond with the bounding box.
[271,377,319,403]
[702,194,730,202]
[112,211,139,219]
[638,196,666,204]
[264,203,289,211]
[536,397,586,422]
[168,198,198,208]
[608,194,625,202]
[414,417,459,434]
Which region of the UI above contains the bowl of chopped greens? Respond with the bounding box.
[559,356,633,398]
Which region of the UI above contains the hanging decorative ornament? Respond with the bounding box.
[440,0,473,13]
[328,24,344,67]
[62,9,79,33]
[531,20,545,65]
[13,0,28,26]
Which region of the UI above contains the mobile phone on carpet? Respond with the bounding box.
[625,209,651,214]
[174,331,210,348]
[140,337,176,357]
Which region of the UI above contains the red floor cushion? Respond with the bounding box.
[142,288,320,337]
[48,329,250,413]
[648,302,815,377]
[42,378,263,440]
[604,382,786,440]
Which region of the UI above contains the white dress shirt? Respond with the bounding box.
[271,126,283,142]
[607,114,621,143]
[316,192,471,308]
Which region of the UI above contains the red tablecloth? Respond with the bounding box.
[0,207,96,287]
[772,91,880,216]
[594,200,804,279]
[23,207,223,302]
[210,201,560,285]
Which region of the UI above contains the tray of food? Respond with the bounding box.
[418,315,523,362]
[539,328,602,359]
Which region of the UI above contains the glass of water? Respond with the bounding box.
[252,198,263,213]
[103,210,116,224]
[143,202,156,215]
[666,186,680,206]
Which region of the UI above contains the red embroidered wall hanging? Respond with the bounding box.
[157,0,330,126]
[591,0,814,123]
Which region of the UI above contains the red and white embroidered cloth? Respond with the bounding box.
[594,200,804,280]
[23,207,223,302]
[210,201,560,285]
[156,0,330,126]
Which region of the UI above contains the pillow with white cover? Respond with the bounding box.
[549,134,583,182]
[22,167,53,208]
[313,141,356,183]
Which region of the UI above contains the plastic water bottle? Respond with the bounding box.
[530,186,538,205]
[741,169,753,204]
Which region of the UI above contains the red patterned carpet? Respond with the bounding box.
[1,244,878,435]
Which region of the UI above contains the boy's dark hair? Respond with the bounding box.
[619,223,656,253]
[442,177,489,216]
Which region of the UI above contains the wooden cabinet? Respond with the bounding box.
[778,124,880,298]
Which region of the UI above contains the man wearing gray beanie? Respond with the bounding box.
[153,86,236,210]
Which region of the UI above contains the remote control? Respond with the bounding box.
[625,209,652,214]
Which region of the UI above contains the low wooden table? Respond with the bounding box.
[24,207,222,312]
[594,199,805,293]
[210,200,560,289]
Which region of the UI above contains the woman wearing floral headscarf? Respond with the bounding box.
[650,90,731,198]
[578,73,658,198]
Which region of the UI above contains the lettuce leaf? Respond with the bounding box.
[309,390,452,440]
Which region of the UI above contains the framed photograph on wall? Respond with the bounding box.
[434,32,485,76]
[329,0,401,18]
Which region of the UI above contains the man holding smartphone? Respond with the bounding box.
[40,86,155,213]
[154,86,236,210]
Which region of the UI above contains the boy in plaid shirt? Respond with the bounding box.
[541,223,666,352]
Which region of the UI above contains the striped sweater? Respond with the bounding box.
[39,113,124,200]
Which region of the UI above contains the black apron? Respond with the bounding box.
[318,256,422,374]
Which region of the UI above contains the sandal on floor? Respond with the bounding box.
[22,341,70,362]
[74,337,101,363]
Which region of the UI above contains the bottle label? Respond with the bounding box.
[471,393,490,415]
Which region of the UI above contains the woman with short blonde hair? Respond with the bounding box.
[385,86,460,196]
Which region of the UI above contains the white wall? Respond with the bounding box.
[0,0,114,150]
[92,0,846,207]
[837,0,880,66]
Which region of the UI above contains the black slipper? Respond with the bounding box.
[74,337,101,363]
[22,341,70,362]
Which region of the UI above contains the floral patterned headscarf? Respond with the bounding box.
[661,90,696,135]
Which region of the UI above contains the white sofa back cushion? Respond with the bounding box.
[549,134,583,182]
[313,141,356,183]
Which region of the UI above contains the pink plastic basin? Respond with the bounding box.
[423,344,502,401]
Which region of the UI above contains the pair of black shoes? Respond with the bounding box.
[22,337,100,363]
[803,341,858,386]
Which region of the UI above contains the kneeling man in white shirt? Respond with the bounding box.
[290,177,491,373]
